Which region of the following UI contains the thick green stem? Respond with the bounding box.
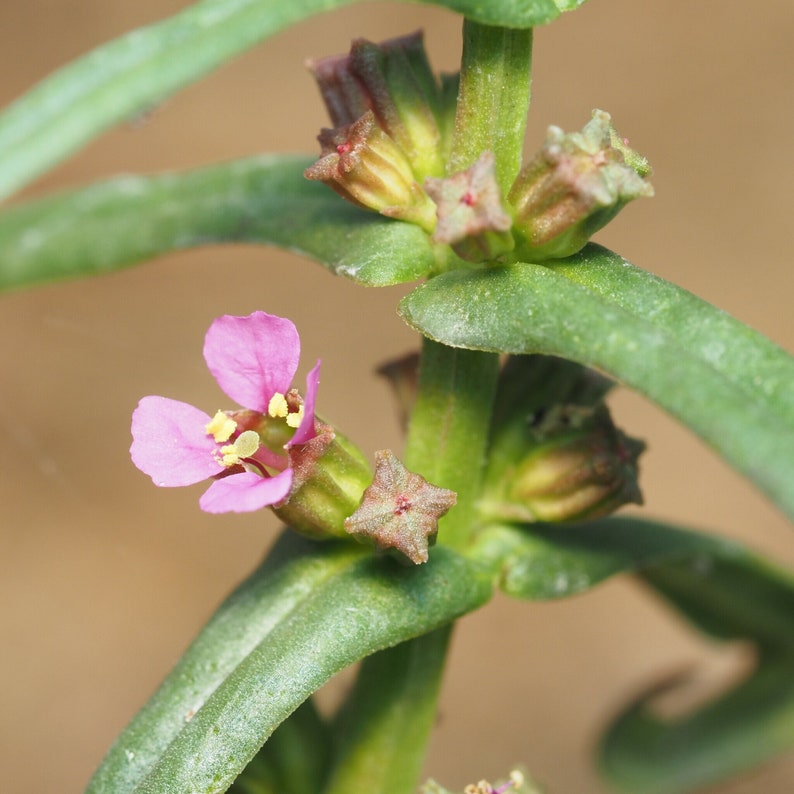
[404,337,499,550]
[319,24,531,794]
[448,20,533,194]
[321,627,452,794]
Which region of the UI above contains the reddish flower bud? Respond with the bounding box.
[425,151,514,262]
[508,110,653,261]
[304,111,437,230]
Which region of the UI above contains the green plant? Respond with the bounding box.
[2,2,792,792]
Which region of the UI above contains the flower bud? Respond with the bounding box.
[508,110,653,261]
[304,111,437,231]
[271,421,373,540]
[306,51,370,128]
[483,355,644,524]
[347,32,446,181]
[307,32,447,180]
[485,403,644,523]
[306,31,452,221]
[424,151,514,263]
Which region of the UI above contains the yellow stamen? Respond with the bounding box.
[218,430,260,467]
[205,410,237,443]
[286,404,305,429]
[268,392,289,419]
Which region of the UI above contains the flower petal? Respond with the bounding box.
[204,312,300,412]
[290,359,322,446]
[130,396,223,487]
[199,469,294,514]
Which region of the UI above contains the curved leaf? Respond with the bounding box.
[0,156,436,289]
[549,247,794,428]
[88,531,492,794]
[602,545,794,794]
[472,517,794,637]
[0,0,587,202]
[470,516,794,793]
[469,517,740,601]
[600,652,794,794]
[398,247,794,521]
[87,533,365,794]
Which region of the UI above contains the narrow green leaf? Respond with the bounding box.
[548,247,794,428]
[87,533,365,794]
[471,518,794,794]
[0,156,436,290]
[0,0,586,202]
[398,247,794,520]
[472,518,794,641]
[469,517,740,601]
[600,653,794,794]
[93,538,490,794]
[642,552,794,650]
[472,516,794,792]
[601,547,794,794]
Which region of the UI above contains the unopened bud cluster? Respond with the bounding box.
[305,32,448,232]
[484,401,644,524]
[508,110,654,261]
[306,35,653,263]
[479,355,645,524]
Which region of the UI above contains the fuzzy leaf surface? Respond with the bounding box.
[0,156,436,289]
[399,245,794,520]
[87,532,491,794]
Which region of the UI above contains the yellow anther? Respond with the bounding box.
[218,430,260,467]
[268,392,289,419]
[286,404,305,429]
[205,410,237,443]
[220,444,240,467]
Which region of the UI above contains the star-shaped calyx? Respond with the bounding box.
[344,449,457,564]
[424,151,514,262]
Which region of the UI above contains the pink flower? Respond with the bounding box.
[130,312,320,514]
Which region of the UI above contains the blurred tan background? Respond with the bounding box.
[1,1,793,792]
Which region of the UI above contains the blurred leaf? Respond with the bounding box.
[399,246,794,521]
[469,517,739,601]
[87,531,491,794]
[601,546,794,793]
[470,516,794,793]
[0,0,588,202]
[600,651,794,794]
[642,549,794,649]
[0,155,437,290]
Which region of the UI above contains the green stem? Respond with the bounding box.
[322,627,452,794]
[448,20,533,194]
[320,24,532,794]
[404,337,500,550]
